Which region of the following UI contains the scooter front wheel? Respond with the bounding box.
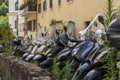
[72,61,92,80]
[83,68,104,80]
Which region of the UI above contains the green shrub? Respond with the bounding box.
[50,58,72,80]
[100,44,118,80]
[51,58,60,80]
[0,16,14,54]
[99,0,119,79]
[60,61,72,80]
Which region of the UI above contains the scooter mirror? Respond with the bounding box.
[98,15,104,25]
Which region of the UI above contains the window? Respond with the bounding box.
[43,0,47,11]
[49,0,53,9]
[67,0,72,2]
[27,21,32,31]
[58,0,61,6]
[38,3,41,13]
[27,20,36,31]
[84,21,90,28]
[15,0,18,10]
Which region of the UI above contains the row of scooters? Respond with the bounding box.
[13,14,109,80]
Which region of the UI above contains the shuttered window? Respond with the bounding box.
[58,0,61,6]
[15,0,18,10]
[67,0,72,2]
[43,0,46,11]
[49,0,53,9]
[27,21,32,31]
[27,20,36,31]
[38,3,41,13]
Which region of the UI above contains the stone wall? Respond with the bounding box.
[0,54,51,80]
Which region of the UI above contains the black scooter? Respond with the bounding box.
[13,37,33,57]
[72,14,106,80]
[40,21,77,68]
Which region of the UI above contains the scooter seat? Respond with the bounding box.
[75,41,94,61]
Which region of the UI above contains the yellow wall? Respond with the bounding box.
[37,0,106,33]
[27,14,36,21]
[20,0,120,39]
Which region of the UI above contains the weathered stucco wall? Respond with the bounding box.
[37,0,105,32]
[0,54,51,80]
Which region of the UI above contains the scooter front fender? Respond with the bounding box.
[84,68,104,80]
[72,61,91,80]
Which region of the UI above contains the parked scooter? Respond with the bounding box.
[21,27,49,61]
[13,36,34,57]
[27,25,58,62]
[40,39,65,68]
[55,21,80,69]
[83,68,105,80]
[25,40,54,62]
[40,21,78,68]
[83,16,120,80]
[72,14,107,80]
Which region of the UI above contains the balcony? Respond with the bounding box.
[20,4,37,17]
[7,11,18,16]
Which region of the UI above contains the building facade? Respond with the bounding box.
[19,0,37,39]
[8,0,18,36]
[37,0,105,33]
[9,0,120,39]
[8,0,24,36]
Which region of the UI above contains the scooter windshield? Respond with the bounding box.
[64,21,76,39]
[79,14,105,40]
[49,25,57,39]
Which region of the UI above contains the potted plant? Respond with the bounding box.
[50,19,57,26]
[27,0,36,10]
[19,1,28,10]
